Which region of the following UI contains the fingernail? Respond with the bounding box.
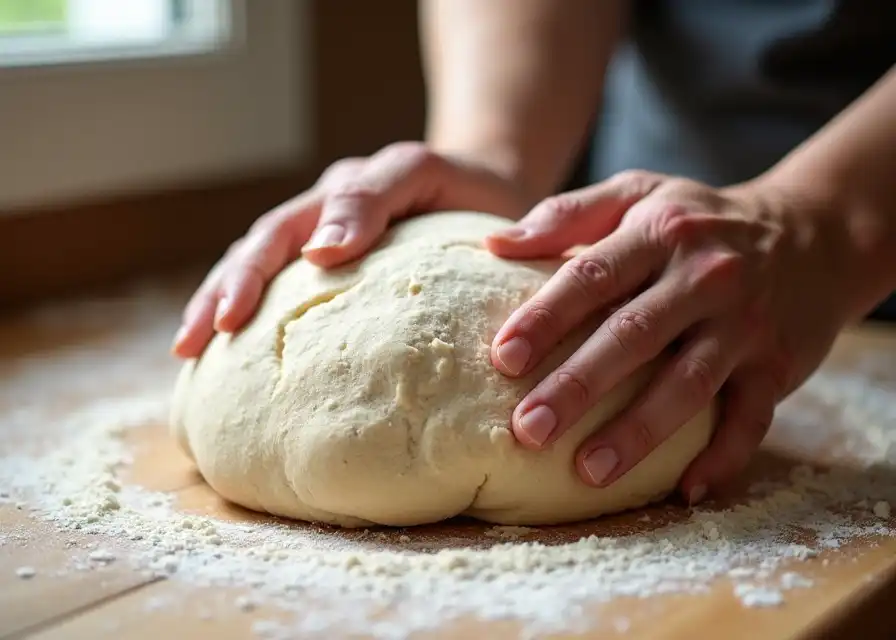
[304,224,345,251]
[516,405,557,447]
[688,484,707,506]
[492,227,529,240]
[496,336,531,376]
[171,326,187,351]
[582,448,619,486]
[214,298,231,329]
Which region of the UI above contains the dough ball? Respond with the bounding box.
[171,212,714,527]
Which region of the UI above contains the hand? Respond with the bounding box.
[484,170,856,503]
[171,142,530,358]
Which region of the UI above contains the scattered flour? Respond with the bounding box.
[2,342,896,638]
[733,584,784,608]
[780,571,814,590]
[235,596,259,613]
[144,595,173,612]
[15,566,36,579]
[88,549,117,564]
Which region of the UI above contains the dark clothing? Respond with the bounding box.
[585,0,896,319]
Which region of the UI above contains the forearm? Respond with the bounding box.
[760,65,896,319]
[420,0,626,207]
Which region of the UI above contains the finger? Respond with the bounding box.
[172,270,223,358]
[214,195,322,332]
[573,319,747,488]
[678,368,778,503]
[170,242,238,358]
[485,169,663,258]
[171,293,219,358]
[302,143,447,267]
[510,260,734,450]
[491,227,664,378]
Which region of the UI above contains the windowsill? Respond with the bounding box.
[0,37,230,72]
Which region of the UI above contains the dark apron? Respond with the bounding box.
[586,0,896,320]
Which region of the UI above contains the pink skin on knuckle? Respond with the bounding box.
[653,204,692,244]
[688,251,743,295]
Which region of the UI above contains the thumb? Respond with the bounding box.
[303,143,452,268]
[485,170,663,259]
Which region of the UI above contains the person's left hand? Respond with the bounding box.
[484,169,857,504]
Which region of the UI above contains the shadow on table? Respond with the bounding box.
[172,445,896,553]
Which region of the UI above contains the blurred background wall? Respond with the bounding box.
[0,1,426,308]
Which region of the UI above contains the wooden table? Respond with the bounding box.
[1,276,896,640]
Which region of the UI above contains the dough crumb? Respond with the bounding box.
[873,500,891,518]
[484,526,536,540]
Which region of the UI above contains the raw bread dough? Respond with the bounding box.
[171,211,714,527]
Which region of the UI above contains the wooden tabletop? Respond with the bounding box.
[1,276,896,640]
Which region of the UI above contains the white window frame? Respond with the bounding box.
[0,0,312,210]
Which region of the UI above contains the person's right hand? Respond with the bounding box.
[171,142,531,359]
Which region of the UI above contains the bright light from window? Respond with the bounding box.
[0,0,232,67]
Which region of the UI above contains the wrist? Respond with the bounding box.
[425,124,560,209]
[425,141,534,205]
[751,165,896,322]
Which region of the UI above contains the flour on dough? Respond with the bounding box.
[170,212,714,527]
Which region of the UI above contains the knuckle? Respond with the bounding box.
[241,225,280,256]
[652,204,692,248]
[679,356,718,405]
[606,308,655,356]
[627,416,657,453]
[235,254,266,279]
[688,251,744,295]
[517,301,561,336]
[554,368,592,407]
[319,157,365,185]
[184,285,219,320]
[610,169,657,196]
[379,141,439,172]
[536,194,587,227]
[325,181,382,215]
[561,254,617,300]
[247,212,285,239]
[226,238,245,255]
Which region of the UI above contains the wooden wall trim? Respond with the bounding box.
[0,171,314,308]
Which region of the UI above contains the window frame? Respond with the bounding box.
[0,0,311,211]
[0,0,233,69]
[0,2,427,311]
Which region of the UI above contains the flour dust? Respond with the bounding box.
[2,365,896,638]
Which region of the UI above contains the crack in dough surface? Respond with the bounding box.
[171,212,714,527]
[274,286,358,362]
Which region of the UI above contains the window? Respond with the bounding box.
[0,0,310,211]
[0,0,230,67]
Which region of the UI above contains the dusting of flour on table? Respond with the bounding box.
[2,291,896,639]
[15,566,36,579]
